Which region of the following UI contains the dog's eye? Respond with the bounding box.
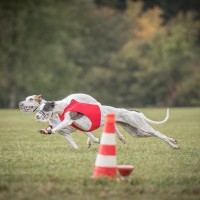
[30,98,33,101]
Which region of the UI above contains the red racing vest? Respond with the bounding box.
[58,100,101,132]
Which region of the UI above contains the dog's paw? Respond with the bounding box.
[172,144,180,149]
[72,146,79,150]
[39,129,49,135]
[120,137,126,144]
[171,138,178,145]
[87,137,92,148]
[87,142,91,148]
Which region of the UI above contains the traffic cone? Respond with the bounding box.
[92,113,117,178]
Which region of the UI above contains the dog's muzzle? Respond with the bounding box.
[35,110,52,123]
[19,101,39,113]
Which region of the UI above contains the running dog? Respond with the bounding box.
[36,99,179,149]
[19,94,126,149]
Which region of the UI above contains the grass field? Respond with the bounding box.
[0,108,200,200]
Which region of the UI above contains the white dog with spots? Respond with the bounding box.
[19,94,108,149]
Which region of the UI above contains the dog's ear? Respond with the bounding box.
[38,94,43,99]
[50,101,55,108]
[35,94,43,104]
[43,101,55,112]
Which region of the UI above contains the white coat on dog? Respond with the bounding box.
[19,94,116,149]
[36,99,179,149]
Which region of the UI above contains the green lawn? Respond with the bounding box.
[0,108,200,200]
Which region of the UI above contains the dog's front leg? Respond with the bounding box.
[57,128,79,149]
[64,134,79,149]
[115,125,126,144]
[51,113,73,134]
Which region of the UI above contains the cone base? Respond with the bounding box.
[117,165,134,177]
[93,166,117,178]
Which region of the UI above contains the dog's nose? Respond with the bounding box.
[19,102,23,107]
[36,115,40,119]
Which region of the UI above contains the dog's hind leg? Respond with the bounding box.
[86,126,125,147]
[150,130,179,149]
[86,126,126,147]
[115,125,126,144]
[165,136,178,145]
[87,137,92,148]
[117,122,152,138]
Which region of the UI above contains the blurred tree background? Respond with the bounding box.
[0,0,200,108]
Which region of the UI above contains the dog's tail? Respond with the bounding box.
[143,108,169,125]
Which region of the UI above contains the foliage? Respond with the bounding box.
[0,0,199,108]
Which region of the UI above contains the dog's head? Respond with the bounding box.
[35,101,55,123]
[19,94,44,113]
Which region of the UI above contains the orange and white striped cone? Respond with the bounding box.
[92,113,117,178]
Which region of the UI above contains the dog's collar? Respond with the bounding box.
[33,99,46,112]
[33,106,38,112]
